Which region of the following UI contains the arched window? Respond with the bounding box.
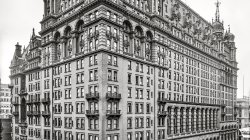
[134,26,143,56]
[123,20,132,53]
[54,32,61,61]
[64,26,72,57]
[145,31,153,60]
[76,20,84,53]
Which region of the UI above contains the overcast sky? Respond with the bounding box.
[0,0,249,98]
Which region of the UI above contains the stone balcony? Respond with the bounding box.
[86,92,99,101]
[41,98,50,104]
[158,111,168,117]
[42,111,51,117]
[106,92,121,101]
[106,110,121,118]
[157,98,168,104]
[86,110,99,118]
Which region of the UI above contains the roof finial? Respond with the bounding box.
[228,25,231,33]
[215,0,221,22]
[32,28,35,37]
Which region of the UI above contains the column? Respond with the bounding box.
[207,109,210,130]
[210,109,214,130]
[197,108,201,131]
[205,108,208,130]
[188,108,192,132]
[177,107,180,134]
[170,107,174,134]
[183,107,186,133]
[193,108,197,131]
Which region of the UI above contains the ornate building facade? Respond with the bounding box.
[9,0,238,140]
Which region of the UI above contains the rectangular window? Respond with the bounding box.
[128,74,132,84]
[127,118,132,129]
[76,117,85,129]
[77,87,84,98]
[128,61,132,70]
[76,102,85,114]
[76,133,85,140]
[127,102,132,113]
[128,88,132,98]
[108,55,112,65]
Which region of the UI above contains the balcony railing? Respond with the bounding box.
[12,100,19,105]
[27,111,33,116]
[106,110,121,118]
[33,111,41,116]
[42,111,51,117]
[86,110,99,118]
[41,98,50,104]
[158,111,168,117]
[18,120,28,127]
[12,111,19,116]
[33,98,40,104]
[26,100,33,104]
[157,98,168,104]
[19,121,28,127]
[106,92,121,101]
[86,92,99,100]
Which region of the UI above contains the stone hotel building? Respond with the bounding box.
[9,0,238,140]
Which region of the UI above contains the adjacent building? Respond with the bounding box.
[237,96,250,129]
[0,83,11,119]
[0,82,12,140]
[236,96,250,140]
[9,0,238,140]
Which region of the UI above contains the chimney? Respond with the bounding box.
[15,42,22,57]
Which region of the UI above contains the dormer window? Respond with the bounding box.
[94,11,99,18]
[107,11,111,18]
